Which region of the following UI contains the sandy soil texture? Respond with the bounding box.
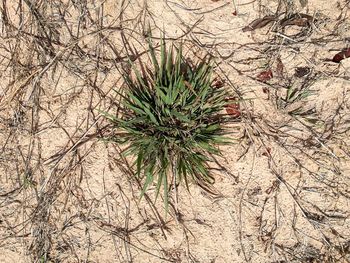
[0,0,349,262]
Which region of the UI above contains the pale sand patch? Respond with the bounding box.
[0,0,349,262]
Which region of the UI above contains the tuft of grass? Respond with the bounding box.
[103,38,231,210]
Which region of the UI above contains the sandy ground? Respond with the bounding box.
[0,0,349,262]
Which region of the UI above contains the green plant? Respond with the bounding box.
[103,39,230,210]
[285,85,312,105]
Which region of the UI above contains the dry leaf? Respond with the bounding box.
[280,13,314,28]
[332,48,350,63]
[225,97,240,117]
[226,103,239,110]
[257,69,273,82]
[226,108,241,117]
[294,67,310,77]
[242,16,277,32]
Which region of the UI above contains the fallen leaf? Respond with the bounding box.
[280,13,314,28]
[226,108,241,117]
[294,67,310,77]
[257,69,273,82]
[242,15,277,32]
[225,97,240,117]
[332,48,350,63]
[226,103,239,110]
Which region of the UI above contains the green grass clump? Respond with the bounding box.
[104,39,230,209]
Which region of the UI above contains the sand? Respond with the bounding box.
[0,0,349,262]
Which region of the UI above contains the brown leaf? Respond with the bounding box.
[225,97,240,117]
[332,48,350,63]
[242,16,277,32]
[280,13,314,28]
[294,67,310,77]
[227,103,239,110]
[226,108,241,117]
[257,69,273,82]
